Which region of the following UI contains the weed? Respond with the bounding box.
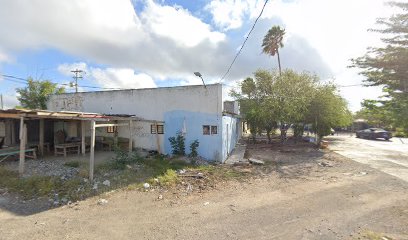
[156,169,179,186]
[64,161,80,168]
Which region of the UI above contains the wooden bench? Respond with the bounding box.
[0,147,37,162]
[55,143,80,157]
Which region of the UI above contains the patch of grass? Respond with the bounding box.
[156,169,179,186]
[64,161,80,168]
[0,166,91,201]
[97,150,142,172]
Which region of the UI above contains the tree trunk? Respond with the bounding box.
[280,124,287,143]
[277,49,282,76]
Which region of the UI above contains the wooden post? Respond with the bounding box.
[39,119,44,156]
[19,117,26,175]
[154,122,161,154]
[81,120,86,155]
[11,120,16,145]
[89,120,95,181]
[128,120,133,154]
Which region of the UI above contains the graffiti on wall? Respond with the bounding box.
[53,96,84,111]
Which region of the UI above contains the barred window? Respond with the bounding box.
[151,124,164,134]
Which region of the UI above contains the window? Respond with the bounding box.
[151,124,164,134]
[203,125,210,135]
[203,125,217,135]
[107,126,117,133]
[211,126,218,135]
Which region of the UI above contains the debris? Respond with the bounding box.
[93,183,98,190]
[157,195,163,200]
[204,201,210,206]
[126,165,132,169]
[143,183,150,189]
[102,180,111,187]
[97,199,108,205]
[178,169,186,174]
[233,161,250,166]
[186,184,193,192]
[358,171,368,176]
[318,162,333,167]
[53,201,59,206]
[248,158,265,165]
[154,178,159,183]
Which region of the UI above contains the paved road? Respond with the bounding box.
[327,134,408,182]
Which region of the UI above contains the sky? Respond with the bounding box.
[0,0,398,111]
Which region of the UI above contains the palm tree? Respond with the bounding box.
[262,26,285,75]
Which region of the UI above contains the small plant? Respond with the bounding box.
[156,169,179,186]
[168,132,185,156]
[64,161,80,168]
[189,140,199,158]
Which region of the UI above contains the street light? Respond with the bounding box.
[194,72,207,88]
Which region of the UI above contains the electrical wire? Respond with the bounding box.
[1,73,125,91]
[219,0,269,83]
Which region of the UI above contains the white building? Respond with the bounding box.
[47,84,241,162]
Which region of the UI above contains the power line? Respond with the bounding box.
[1,73,124,91]
[219,0,269,83]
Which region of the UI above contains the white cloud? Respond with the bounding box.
[206,0,250,31]
[142,0,225,47]
[57,62,156,90]
[91,68,156,89]
[1,93,19,109]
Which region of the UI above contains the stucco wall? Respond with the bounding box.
[164,110,222,161]
[221,116,239,162]
[48,84,222,120]
[47,84,241,161]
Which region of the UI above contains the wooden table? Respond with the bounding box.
[54,143,80,157]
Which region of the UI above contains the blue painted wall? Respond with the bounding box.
[164,110,223,161]
[221,116,239,162]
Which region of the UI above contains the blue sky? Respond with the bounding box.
[0,0,395,111]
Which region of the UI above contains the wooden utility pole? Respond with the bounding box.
[71,69,83,93]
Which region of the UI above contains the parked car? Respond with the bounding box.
[356,128,392,140]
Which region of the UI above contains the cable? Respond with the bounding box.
[219,0,269,83]
[1,73,125,91]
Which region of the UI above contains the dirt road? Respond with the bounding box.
[327,134,408,182]
[1,143,407,239]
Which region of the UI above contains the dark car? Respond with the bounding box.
[356,128,392,140]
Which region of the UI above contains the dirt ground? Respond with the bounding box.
[1,140,408,240]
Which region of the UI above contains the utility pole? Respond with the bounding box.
[0,94,3,110]
[71,69,83,93]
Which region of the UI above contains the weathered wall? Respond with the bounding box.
[47,84,240,160]
[48,84,222,119]
[0,121,5,137]
[221,116,239,162]
[164,110,222,161]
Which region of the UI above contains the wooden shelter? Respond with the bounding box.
[0,109,157,180]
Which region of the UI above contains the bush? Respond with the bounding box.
[168,132,185,156]
[189,140,199,158]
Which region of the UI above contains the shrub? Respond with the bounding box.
[168,132,185,156]
[189,140,199,158]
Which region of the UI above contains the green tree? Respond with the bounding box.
[351,1,408,134]
[232,69,352,144]
[306,85,352,143]
[16,78,65,110]
[262,26,285,75]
